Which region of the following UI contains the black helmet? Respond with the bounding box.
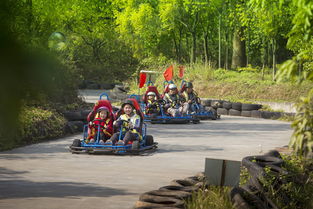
[185,82,193,88]
[121,99,135,109]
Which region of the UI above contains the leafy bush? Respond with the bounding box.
[289,89,313,157]
[0,107,67,151]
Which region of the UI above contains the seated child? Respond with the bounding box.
[182,82,203,114]
[87,106,113,144]
[163,84,188,117]
[145,91,161,117]
[107,100,141,145]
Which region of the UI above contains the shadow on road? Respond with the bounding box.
[0,179,133,199]
[0,142,70,159]
[156,143,223,153]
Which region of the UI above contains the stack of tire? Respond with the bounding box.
[62,109,91,134]
[201,99,294,120]
[134,172,205,209]
[230,150,288,209]
[110,84,129,102]
[201,99,222,119]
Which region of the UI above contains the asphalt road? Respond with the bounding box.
[0,116,292,209]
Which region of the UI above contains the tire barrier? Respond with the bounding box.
[241,104,262,111]
[223,101,233,110]
[65,121,84,134]
[241,111,251,117]
[62,109,91,134]
[217,108,228,115]
[201,99,212,107]
[229,109,241,116]
[230,150,289,209]
[251,110,261,118]
[134,173,205,209]
[63,111,83,121]
[200,99,293,120]
[232,102,242,111]
[211,100,224,108]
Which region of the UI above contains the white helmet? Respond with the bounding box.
[147,91,156,96]
[168,84,177,90]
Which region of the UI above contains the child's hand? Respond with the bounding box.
[89,121,93,126]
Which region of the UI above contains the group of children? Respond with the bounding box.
[86,81,201,145]
[86,100,142,146]
[145,82,203,117]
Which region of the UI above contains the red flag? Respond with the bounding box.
[163,65,173,81]
[178,66,184,78]
[139,72,146,88]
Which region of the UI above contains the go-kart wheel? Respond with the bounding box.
[132,140,140,150]
[192,119,200,124]
[72,139,81,147]
[145,135,154,146]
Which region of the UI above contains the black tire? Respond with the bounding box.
[134,198,184,209]
[232,102,242,111]
[159,185,199,193]
[81,110,91,120]
[230,187,267,209]
[192,119,200,124]
[143,190,191,200]
[217,108,228,115]
[264,150,282,158]
[66,121,84,133]
[242,103,262,111]
[229,109,241,116]
[201,99,211,107]
[145,135,154,146]
[63,111,83,121]
[222,101,233,110]
[138,195,184,207]
[261,111,282,119]
[132,140,140,150]
[242,155,284,168]
[170,179,196,187]
[211,100,223,108]
[72,139,81,147]
[241,184,279,209]
[251,110,261,118]
[241,110,251,117]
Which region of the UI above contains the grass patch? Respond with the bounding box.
[185,186,234,209]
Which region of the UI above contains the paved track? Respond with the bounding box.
[0,116,292,209]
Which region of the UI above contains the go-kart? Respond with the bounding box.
[179,80,219,120]
[69,97,157,155]
[129,84,200,124]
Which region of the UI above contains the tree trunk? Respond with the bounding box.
[231,28,247,69]
[172,31,179,62]
[185,33,189,63]
[218,15,221,69]
[225,32,230,70]
[190,31,196,63]
[272,39,276,81]
[203,32,209,66]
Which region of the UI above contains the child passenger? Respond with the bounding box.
[145,91,161,117]
[106,100,141,145]
[87,106,113,144]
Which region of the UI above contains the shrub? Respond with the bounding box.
[0,106,67,151]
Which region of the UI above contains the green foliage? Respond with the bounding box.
[260,154,313,209]
[185,186,234,209]
[0,107,67,151]
[289,89,313,157]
